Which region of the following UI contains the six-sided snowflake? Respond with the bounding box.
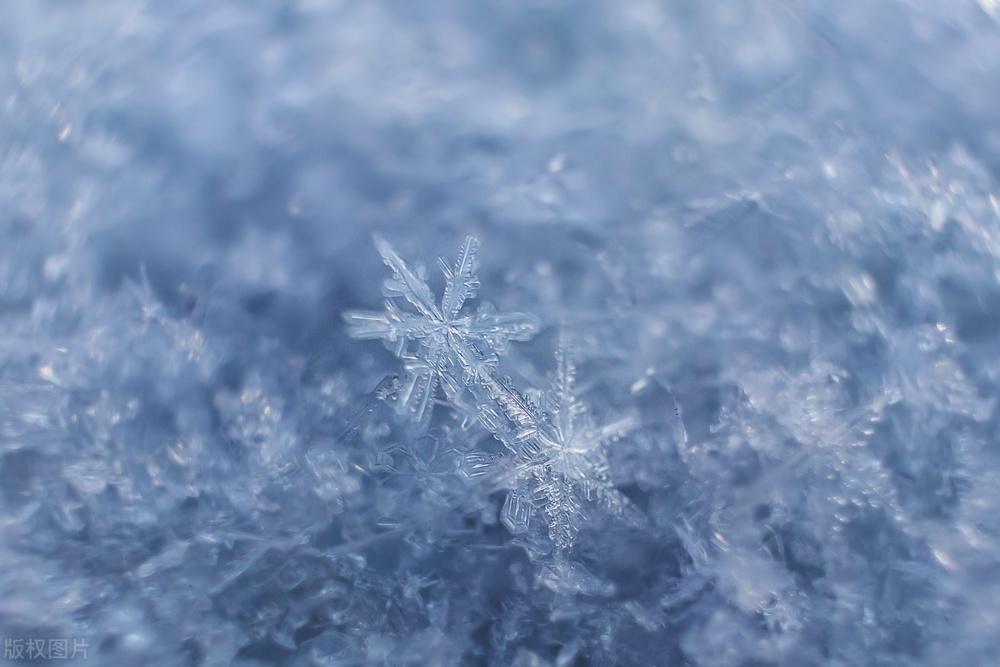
[500,344,640,549]
[344,234,538,425]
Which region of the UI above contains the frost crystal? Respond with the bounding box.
[11,2,1000,664]
[346,236,637,550]
[344,234,538,424]
[499,343,639,549]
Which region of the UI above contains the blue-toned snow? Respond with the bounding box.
[3,2,1000,665]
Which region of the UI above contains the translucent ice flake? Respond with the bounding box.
[347,240,638,550]
[499,343,641,550]
[344,234,538,425]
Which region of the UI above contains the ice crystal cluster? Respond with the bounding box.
[4,1,1000,666]
[346,236,637,552]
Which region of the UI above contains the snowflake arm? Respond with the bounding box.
[462,306,540,356]
[579,448,642,525]
[439,235,480,319]
[461,365,554,458]
[397,336,448,425]
[448,336,545,437]
[373,233,442,320]
[342,302,436,348]
[550,340,581,442]
[533,468,585,550]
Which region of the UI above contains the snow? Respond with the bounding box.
[3,1,1000,665]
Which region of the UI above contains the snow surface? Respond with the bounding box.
[3,1,1000,665]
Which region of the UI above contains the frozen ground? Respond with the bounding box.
[3,1,1000,665]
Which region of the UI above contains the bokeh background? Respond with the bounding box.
[3,2,1000,665]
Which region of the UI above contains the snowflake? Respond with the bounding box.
[498,344,640,550]
[344,234,539,425]
[345,236,637,551]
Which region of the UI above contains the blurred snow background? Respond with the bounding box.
[3,1,1000,665]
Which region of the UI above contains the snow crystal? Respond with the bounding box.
[4,1,1000,665]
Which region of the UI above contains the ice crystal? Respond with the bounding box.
[7,2,1000,664]
[347,236,636,550]
[344,235,538,425]
[499,343,639,549]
